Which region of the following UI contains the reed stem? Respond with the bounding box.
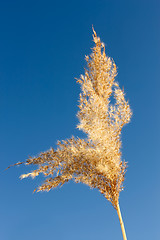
[116,202,127,240]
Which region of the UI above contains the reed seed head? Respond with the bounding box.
[9,28,132,209]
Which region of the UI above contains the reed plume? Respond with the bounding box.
[8,28,132,240]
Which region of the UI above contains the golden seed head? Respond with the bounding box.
[11,29,132,209]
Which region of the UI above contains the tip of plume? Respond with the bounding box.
[92,25,97,37]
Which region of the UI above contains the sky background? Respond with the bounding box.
[0,0,159,239]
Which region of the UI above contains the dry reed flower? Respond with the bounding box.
[8,28,132,240]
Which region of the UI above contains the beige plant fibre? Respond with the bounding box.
[8,28,132,240]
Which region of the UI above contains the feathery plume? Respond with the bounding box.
[8,28,132,240]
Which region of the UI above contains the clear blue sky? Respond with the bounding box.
[1,0,159,239]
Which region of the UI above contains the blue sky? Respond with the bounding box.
[1,0,159,239]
